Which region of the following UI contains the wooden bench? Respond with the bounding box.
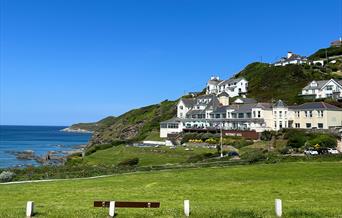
[94,201,160,217]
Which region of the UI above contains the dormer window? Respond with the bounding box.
[310,81,317,87]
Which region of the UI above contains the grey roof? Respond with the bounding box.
[208,79,222,85]
[303,80,329,90]
[232,104,256,113]
[254,103,273,110]
[186,110,206,115]
[212,105,234,113]
[274,52,307,64]
[290,102,342,111]
[217,91,229,97]
[218,77,245,86]
[303,79,342,90]
[160,117,182,123]
[180,98,196,107]
[274,100,287,108]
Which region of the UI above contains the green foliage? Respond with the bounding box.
[240,149,267,163]
[260,130,274,141]
[309,46,342,59]
[186,152,215,163]
[231,139,253,148]
[285,130,308,148]
[117,157,139,167]
[234,62,338,104]
[306,134,337,148]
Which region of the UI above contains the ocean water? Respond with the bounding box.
[0,125,92,168]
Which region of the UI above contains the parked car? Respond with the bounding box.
[327,148,339,154]
[304,149,318,155]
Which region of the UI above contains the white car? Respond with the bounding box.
[304,150,318,155]
[327,148,339,154]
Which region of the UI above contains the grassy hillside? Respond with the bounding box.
[235,62,340,104]
[309,46,342,60]
[82,145,212,166]
[69,116,116,132]
[1,162,342,217]
[89,100,177,145]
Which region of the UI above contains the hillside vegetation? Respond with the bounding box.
[88,100,177,145]
[234,62,341,104]
[1,162,341,217]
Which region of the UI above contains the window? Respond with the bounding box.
[168,123,179,129]
[238,113,244,118]
[258,111,261,118]
[179,106,184,110]
[180,113,183,117]
[279,111,282,118]
[318,111,323,117]
[274,121,277,128]
[222,113,226,118]
[306,123,311,128]
[309,111,313,117]
[160,123,167,128]
[253,111,256,118]
[279,121,283,129]
[326,85,333,91]
[296,111,300,118]
[305,111,308,117]
[284,111,287,117]
[274,111,277,117]
[295,123,300,128]
[215,114,220,119]
[318,123,323,129]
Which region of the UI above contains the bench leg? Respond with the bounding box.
[26,201,34,217]
[184,200,190,217]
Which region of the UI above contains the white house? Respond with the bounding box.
[206,77,248,97]
[160,96,342,138]
[301,79,342,100]
[274,51,308,66]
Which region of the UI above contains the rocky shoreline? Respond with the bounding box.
[5,144,86,168]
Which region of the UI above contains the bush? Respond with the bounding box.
[307,134,337,148]
[260,131,273,141]
[186,153,215,163]
[117,158,139,167]
[232,139,253,148]
[0,171,16,182]
[241,150,267,163]
[286,130,307,148]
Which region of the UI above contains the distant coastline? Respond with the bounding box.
[60,127,93,134]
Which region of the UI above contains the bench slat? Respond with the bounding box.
[94,201,160,208]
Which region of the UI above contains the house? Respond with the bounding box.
[331,37,342,47]
[206,76,248,97]
[289,102,342,129]
[274,52,308,66]
[301,79,342,100]
[160,97,342,138]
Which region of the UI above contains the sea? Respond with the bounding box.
[0,125,92,168]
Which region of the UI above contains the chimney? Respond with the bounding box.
[287,51,293,59]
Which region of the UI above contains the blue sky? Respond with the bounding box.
[1,0,341,126]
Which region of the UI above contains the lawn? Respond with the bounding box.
[82,145,213,166]
[1,162,342,217]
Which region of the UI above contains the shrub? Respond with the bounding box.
[279,147,290,155]
[241,150,267,163]
[307,134,337,148]
[286,131,307,148]
[117,158,139,167]
[260,131,273,141]
[186,153,215,163]
[232,139,253,148]
[0,171,16,182]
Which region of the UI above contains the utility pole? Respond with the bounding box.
[220,123,223,158]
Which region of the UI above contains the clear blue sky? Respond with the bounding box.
[1,0,341,126]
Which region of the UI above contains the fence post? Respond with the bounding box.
[109,201,115,217]
[275,199,282,217]
[184,200,190,217]
[26,201,34,217]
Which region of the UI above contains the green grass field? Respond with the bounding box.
[1,162,342,217]
[82,145,213,166]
